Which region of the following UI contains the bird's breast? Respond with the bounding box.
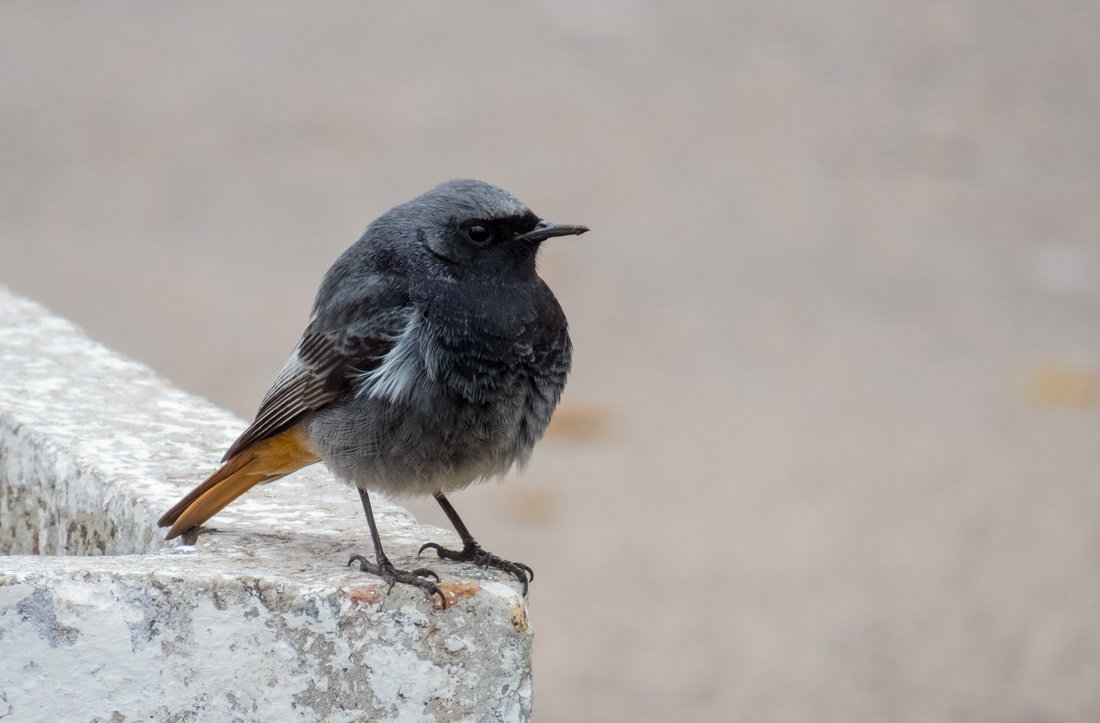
[313,296,570,494]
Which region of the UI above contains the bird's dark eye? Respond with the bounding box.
[465,225,492,245]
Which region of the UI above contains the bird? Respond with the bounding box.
[158,179,587,606]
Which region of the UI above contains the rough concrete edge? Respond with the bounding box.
[0,286,534,721]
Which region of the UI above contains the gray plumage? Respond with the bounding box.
[229,179,576,498]
[159,179,587,601]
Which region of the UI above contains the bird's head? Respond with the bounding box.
[382,179,588,280]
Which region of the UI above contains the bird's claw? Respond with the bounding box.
[348,553,445,607]
[418,542,532,596]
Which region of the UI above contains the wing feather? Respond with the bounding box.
[222,294,412,460]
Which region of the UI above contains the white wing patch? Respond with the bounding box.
[355,312,434,404]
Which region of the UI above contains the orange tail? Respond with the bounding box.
[158,425,320,540]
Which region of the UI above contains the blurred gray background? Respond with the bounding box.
[4,1,1100,720]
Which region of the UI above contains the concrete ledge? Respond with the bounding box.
[0,287,532,721]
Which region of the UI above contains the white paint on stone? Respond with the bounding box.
[0,287,533,721]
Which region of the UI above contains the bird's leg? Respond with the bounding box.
[418,492,533,595]
[348,487,444,606]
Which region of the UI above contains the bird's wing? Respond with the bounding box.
[221,294,413,461]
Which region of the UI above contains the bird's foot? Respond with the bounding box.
[418,541,533,596]
[347,554,445,607]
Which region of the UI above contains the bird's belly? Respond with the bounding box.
[305,377,550,497]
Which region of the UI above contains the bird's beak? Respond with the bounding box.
[514,221,590,243]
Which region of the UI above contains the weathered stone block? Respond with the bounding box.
[0,287,532,721]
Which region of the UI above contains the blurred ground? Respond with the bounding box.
[3,2,1100,720]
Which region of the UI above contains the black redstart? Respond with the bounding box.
[158,179,587,606]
